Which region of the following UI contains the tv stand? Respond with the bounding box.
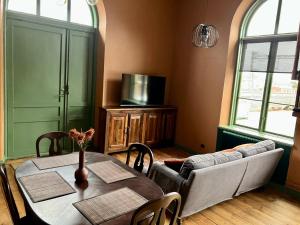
[98,106,177,154]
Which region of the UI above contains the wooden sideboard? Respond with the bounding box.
[98,106,177,154]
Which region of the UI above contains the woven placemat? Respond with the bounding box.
[19,171,75,203]
[32,153,85,170]
[73,187,148,225]
[87,161,136,183]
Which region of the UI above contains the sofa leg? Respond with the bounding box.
[177,218,183,225]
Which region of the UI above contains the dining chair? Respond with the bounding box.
[130,192,181,225]
[36,131,74,157]
[126,143,154,177]
[0,164,31,225]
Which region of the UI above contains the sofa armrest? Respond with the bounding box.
[149,162,185,194]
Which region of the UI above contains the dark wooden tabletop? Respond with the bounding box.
[15,152,164,225]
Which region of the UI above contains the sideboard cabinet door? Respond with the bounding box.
[161,110,176,145]
[107,112,128,152]
[127,112,143,146]
[143,111,161,146]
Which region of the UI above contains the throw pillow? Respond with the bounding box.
[232,143,254,150]
[164,158,187,172]
[222,144,254,153]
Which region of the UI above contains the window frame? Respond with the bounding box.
[230,0,298,139]
[6,0,98,28]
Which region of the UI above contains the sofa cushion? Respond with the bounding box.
[179,154,215,179]
[212,151,243,165]
[179,151,243,178]
[254,140,275,151]
[237,145,267,157]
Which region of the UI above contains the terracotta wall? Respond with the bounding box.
[287,119,300,191]
[101,0,177,106]
[169,0,242,153]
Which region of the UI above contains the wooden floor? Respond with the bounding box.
[2,148,300,225]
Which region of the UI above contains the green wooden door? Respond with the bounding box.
[67,30,94,133]
[6,20,95,158]
[6,19,66,158]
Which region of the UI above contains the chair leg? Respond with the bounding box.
[177,218,183,225]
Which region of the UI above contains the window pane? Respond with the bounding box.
[235,99,262,129]
[241,42,271,72]
[71,0,93,26]
[8,0,37,15]
[246,0,278,36]
[278,0,300,34]
[274,41,297,73]
[269,73,298,105]
[265,104,296,137]
[40,0,68,21]
[239,72,266,100]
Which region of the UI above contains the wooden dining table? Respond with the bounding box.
[15,152,164,225]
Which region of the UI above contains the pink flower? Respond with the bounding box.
[85,128,95,141]
[77,133,86,145]
[69,129,80,139]
[69,128,94,149]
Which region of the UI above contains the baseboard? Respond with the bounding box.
[174,144,198,155]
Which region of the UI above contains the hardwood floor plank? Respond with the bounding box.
[201,208,236,225]
[210,203,251,225]
[223,201,266,225]
[246,192,300,224]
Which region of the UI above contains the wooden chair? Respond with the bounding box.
[36,131,73,157]
[126,143,154,177]
[0,164,31,225]
[131,192,181,225]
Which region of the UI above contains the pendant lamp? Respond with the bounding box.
[192,0,219,48]
[192,24,219,48]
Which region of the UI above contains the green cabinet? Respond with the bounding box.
[6,19,95,158]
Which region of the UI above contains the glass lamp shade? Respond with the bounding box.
[86,0,98,5]
[192,24,219,48]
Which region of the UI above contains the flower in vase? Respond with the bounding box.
[69,128,95,150]
[85,128,95,141]
[69,128,81,139]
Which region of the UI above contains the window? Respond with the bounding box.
[7,0,95,27]
[232,0,300,138]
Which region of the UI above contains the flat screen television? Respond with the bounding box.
[120,74,166,106]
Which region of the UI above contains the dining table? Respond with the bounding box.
[15,151,164,225]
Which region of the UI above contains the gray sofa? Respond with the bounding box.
[149,140,284,220]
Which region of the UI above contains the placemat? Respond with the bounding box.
[87,161,136,183]
[32,153,85,170]
[73,187,148,225]
[19,171,75,203]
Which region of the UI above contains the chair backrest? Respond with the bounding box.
[131,192,181,225]
[126,143,154,176]
[0,164,21,225]
[36,131,72,157]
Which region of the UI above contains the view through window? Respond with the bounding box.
[7,0,94,27]
[233,0,300,137]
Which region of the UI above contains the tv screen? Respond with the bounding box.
[121,74,166,106]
